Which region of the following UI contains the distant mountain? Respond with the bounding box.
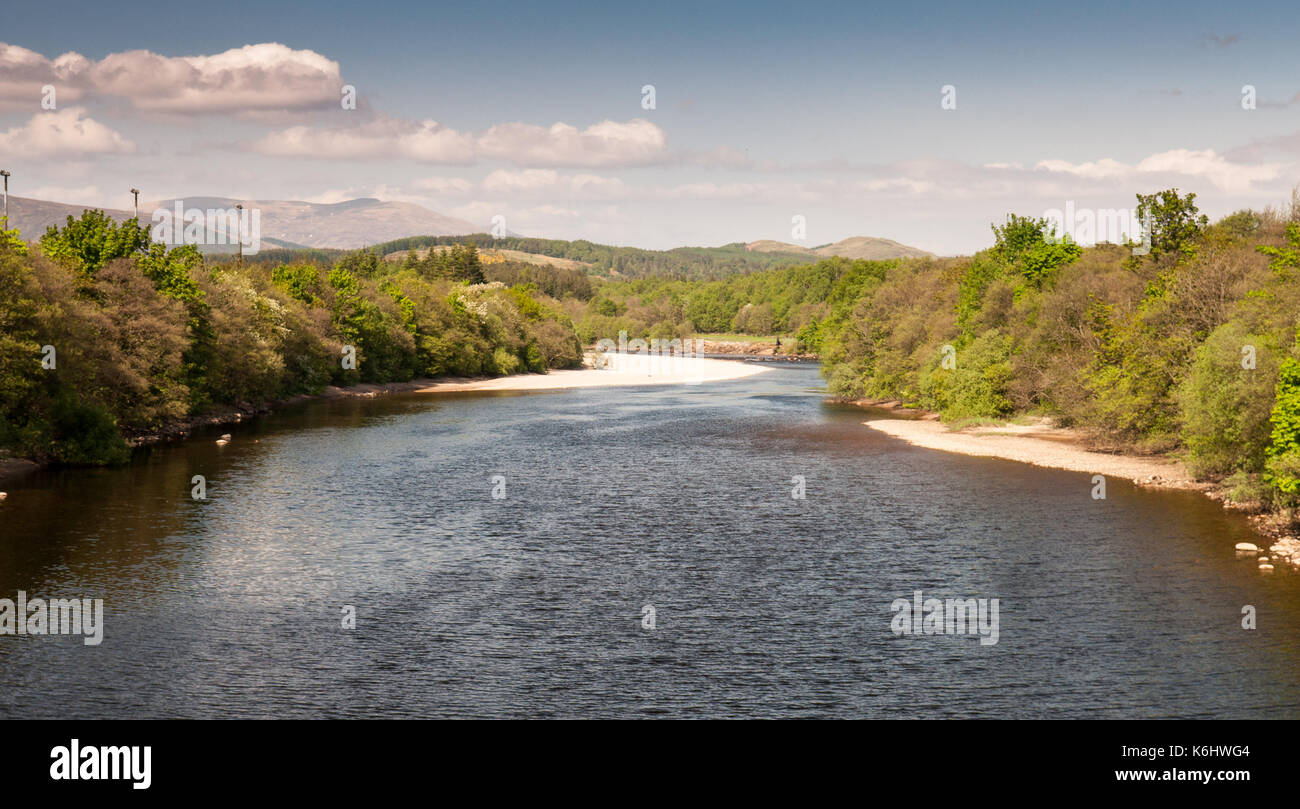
[0,193,308,252]
[153,197,480,250]
[2,194,479,251]
[2,195,138,242]
[746,236,934,260]
[3,192,932,272]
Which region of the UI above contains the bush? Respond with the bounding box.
[1179,321,1277,477]
[492,346,521,375]
[920,330,1014,420]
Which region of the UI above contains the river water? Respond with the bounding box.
[1,362,1296,718]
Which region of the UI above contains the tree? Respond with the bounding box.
[1135,189,1208,260]
[448,243,485,284]
[1265,344,1300,504]
[1258,221,1300,280]
[986,214,1080,292]
[992,214,1049,263]
[1,224,28,255]
[40,211,150,278]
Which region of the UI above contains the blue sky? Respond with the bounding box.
[3,0,1300,253]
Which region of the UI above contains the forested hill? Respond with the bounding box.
[368,235,817,280]
[247,233,935,282]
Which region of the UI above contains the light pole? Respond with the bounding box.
[235,203,243,263]
[1,170,10,229]
[130,188,140,220]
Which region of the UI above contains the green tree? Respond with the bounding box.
[1258,221,1300,280]
[40,211,150,278]
[1265,329,1300,503]
[1135,189,1208,260]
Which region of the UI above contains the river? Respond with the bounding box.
[1,362,1297,718]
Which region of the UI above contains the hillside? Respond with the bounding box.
[153,197,479,249]
[371,235,816,280]
[1,194,304,252]
[1,194,478,251]
[384,244,591,271]
[4,192,931,277]
[746,236,934,260]
[2,195,138,242]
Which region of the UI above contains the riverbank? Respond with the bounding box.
[0,355,767,485]
[694,337,817,360]
[865,417,1197,486]
[863,415,1300,569]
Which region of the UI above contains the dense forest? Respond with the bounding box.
[0,212,583,466]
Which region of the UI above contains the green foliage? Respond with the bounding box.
[45,396,131,465]
[1257,221,1300,280]
[272,264,324,305]
[989,214,1081,292]
[372,234,812,281]
[586,255,887,342]
[1019,239,1082,289]
[40,211,149,278]
[956,254,1005,332]
[0,212,585,467]
[334,249,381,279]
[992,214,1049,263]
[1179,322,1276,476]
[803,191,1300,510]
[1135,188,1208,260]
[492,346,522,375]
[1265,331,1300,503]
[1,225,28,255]
[485,260,593,300]
[920,331,1014,420]
[417,243,485,284]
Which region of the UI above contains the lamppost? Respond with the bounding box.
[235,203,243,263]
[1,170,10,229]
[130,188,140,220]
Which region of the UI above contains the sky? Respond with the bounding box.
[2,0,1300,254]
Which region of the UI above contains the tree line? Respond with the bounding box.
[0,211,583,466]
[577,189,1300,511]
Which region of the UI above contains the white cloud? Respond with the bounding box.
[254,117,669,168]
[482,169,560,192]
[253,115,476,163]
[0,41,345,114]
[481,169,628,196]
[476,118,666,167]
[860,178,937,193]
[0,107,134,156]
[1034,149,1282,194]
[660,182,767,199]
[412,176,474,193]
[0,43,89,109]
[1034,157,1133,181]
[1134,149,1282,194]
